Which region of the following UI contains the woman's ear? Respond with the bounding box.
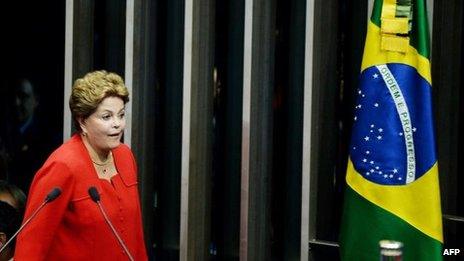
[77,117,87,134]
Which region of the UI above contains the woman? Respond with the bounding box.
[14,71,147,260]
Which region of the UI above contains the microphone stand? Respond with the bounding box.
[95,201,135,261]
[88,187,134,261]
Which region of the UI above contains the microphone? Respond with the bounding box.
[88,186,134,261]
[45,187,62,202]
[0,187,62,254]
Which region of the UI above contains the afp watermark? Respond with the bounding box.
[443,248,461,256]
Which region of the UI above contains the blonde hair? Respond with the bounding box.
[69,70,129,131]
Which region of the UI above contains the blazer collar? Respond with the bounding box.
[71,134,137,186]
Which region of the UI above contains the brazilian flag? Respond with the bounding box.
[340,0,443,260]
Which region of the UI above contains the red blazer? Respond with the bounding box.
[14,134,148,261]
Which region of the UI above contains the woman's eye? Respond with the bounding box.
[102,115,111,120]
[119,113,125,119]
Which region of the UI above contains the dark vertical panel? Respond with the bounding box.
[283,0,306,258]
[222,0,244,257]
[161,0,184,255]
[245,0,276,259]
[311,1,340,240]
[211,0,244,259]
[307,0,368,260]
[311,0,340,241]
[270,0,306,259]
[459,8,464,253]
[271,0,291,258]
[130,0,156,257]
[184,0,215,259]
[73,0,95,78]
[431,0,464,250]
[93,0,126,75]
[340,0,367,154]
[460,2,464,221]
[432,0,462,215]
[152,0,184,259]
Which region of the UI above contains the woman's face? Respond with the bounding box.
[80,96,126,154]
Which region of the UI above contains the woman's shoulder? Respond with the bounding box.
[113,143,138,185]
[32,135,95,189]
[113,142,132,154]
[42,135,90,170]
[113,143,135,162]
